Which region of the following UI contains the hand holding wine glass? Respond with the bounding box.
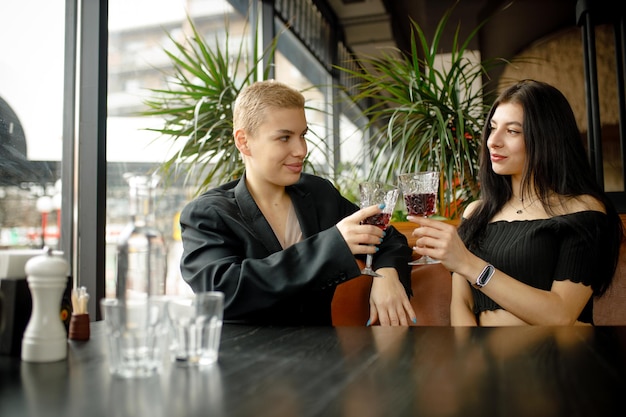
[398,171,440,265]
[358,182,399,277]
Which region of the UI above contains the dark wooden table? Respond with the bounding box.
[1,323,625,417]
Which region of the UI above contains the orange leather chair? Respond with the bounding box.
[331,221,452,326]
[331,261,452,326]
[594,234,626,325]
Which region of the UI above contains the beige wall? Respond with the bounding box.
[498,24,622,191]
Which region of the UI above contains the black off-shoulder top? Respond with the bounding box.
[470,211,612,324]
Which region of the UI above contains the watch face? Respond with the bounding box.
[476,265,494,287]
[478,274,486,286]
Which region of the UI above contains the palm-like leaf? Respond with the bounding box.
[336,4,501,218]
[141,16,276,194]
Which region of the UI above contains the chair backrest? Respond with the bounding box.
[331,271,371,326]
[594,234,626,325]
[330,260,452,326]
[410,263,451,325]
[331,222,452,326]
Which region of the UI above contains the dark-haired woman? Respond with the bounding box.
[409,79,623,325]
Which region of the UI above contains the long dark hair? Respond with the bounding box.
[458,79,623,296]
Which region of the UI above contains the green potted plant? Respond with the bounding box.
[140,16,278,194]
[142,15,331,196]
[335,4,502,219]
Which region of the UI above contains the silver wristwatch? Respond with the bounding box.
[472,264,495,288]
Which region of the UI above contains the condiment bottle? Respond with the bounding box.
[21,248,69,362]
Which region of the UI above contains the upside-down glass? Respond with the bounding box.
[398,171,441,265]
[358,182,399,277]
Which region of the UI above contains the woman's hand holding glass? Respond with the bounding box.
[409,216,472,274]
[336,204,387,257]
[357,182,399,277]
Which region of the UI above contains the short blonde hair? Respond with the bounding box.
[233,80,305,136]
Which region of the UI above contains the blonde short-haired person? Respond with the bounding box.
[180,80,416,326]
[409,80,623,326]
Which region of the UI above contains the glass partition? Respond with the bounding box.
[107,0,245,296]
[0,3,65,252]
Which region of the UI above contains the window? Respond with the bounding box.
[106,0,243,297]
[100,0,372,298]
[33,0,373,314]
[0,3,64,251]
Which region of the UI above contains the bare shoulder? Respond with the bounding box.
[462,200,481,219]
[564,194,606,214]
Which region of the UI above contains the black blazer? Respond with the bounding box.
[179,173,412,325]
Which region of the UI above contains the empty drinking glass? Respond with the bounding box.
[166,291,224,367]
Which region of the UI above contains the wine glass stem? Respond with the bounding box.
[365,253,374,270]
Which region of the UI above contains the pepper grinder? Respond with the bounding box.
[21,247,70,362]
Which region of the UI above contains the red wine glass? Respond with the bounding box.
[398,172,440,265]
[359,182,399,277]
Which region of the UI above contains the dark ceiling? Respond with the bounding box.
[323,0,620,86]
